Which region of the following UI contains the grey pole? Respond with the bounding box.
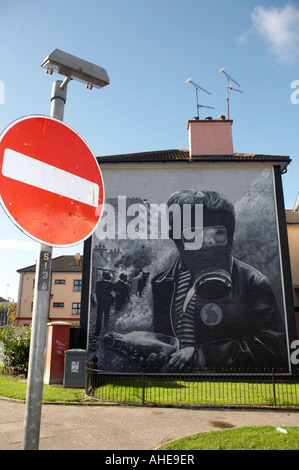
[23,81,67,450]
[50,80,67,121]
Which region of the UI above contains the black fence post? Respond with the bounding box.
[142,367,146,405]
[272,368,277,407]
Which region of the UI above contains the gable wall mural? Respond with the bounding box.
[84,163,293,374]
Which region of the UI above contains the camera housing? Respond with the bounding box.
[41,49,110,89]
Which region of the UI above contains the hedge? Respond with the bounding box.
[0,325,31,376]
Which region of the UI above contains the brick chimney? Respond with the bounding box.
[188,116,234,157]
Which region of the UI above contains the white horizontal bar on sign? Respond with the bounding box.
[2,148,99,208]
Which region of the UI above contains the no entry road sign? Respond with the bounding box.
[0,115,104,246]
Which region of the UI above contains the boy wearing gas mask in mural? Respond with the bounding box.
[151,190,286,370]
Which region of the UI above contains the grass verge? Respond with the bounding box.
[158,426,299,450]
[1,372,298,408]
[93,377,299,408]
[0,375,86,403]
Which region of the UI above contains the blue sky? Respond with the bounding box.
[0,0,299,300]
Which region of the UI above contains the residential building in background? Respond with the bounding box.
[16,254,82,325]
[286,193,299,339]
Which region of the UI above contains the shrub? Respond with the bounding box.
[0,325,31,376]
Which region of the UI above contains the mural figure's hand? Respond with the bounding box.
[168,347,195,369]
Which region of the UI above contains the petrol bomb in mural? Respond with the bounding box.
[103,331,179,367]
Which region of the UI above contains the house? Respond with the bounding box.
[79,116,297,373]
[285,194,299,339]
[16,254,82,325]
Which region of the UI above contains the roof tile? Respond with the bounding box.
[17,255,83,273]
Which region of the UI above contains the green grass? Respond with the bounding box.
[94,377,299,408]
[1,373,298,408]
[0,375,86,403]
[158,426,299,450]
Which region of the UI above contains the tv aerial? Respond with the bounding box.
[186,78,214,119]
[219,68,243,119]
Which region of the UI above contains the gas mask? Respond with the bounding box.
[182,225,233,307]
[176,208,235,306]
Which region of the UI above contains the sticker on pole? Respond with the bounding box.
[0,115,104,246]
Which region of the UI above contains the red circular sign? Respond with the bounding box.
[0,115,104,246]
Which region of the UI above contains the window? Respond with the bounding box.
[73,280,82,291]
[53,302,64,308]
[72,303,81,315]
[55,279,66,284]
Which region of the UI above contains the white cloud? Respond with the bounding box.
[0,239,37,250]
[240,4,299,64]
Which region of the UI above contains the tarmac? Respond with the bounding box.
[0,398,298,451]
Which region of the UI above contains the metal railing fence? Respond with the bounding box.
[85,361,299,410]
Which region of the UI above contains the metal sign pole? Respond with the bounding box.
[23,81,66,450]
[22,246,53,450]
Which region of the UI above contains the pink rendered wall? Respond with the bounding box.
[188,119,234,156]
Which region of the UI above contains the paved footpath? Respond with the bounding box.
[0,399,298,450]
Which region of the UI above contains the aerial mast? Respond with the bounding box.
[219,68,243,119]
[186,78,214,119]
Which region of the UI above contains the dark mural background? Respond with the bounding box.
[87,167,290,373]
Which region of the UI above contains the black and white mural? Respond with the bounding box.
[86,165,291,373]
